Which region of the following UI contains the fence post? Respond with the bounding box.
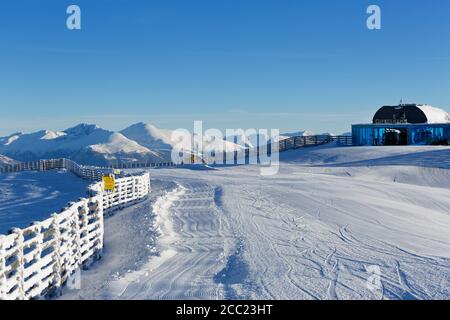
[29,222,43,299]
[74,204,83,267]
[0,235,5,299]
[96,196,104,259]
[50,213,62,295]
[11,228,25,300]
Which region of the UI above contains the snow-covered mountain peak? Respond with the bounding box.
[0,132,23,146]
[121,122,177,151]
[122,122,245,153]
[40,130,67,140]
[1,122,264,166]
[64,123,101,136]
[89,132,154,155]
[281,130,315,138]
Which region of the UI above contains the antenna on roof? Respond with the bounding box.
[400,99,403,105]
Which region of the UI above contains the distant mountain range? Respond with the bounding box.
[0,123,245,166]
[0,154,17,167]
[0,124,163,166]
[120,122,242,154]
[0,123,347,166]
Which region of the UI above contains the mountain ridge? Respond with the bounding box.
[0,154,17,167]
[1,122,322,166]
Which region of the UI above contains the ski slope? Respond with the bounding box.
[62,145,450,300]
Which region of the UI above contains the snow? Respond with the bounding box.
[0,122,248,166]
[279,130,341,141]
[281,143,450,169]
[121,122,245,154]
[0,154,17,167]
[59,145,450,300]
[121,123,176,151]
[416,104,450,124]
[0,133,22,146]
[282,130,315,137]
[60,180,178,299]
[319,132,336,136]
[0,123,165,165]
[0,125,113,158]
[278,130,315,142]
[89,133,159,156]
[0,170,90,234]
[40,130,67,140]
[225,133,257,149]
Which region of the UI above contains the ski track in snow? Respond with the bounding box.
[62,179,239,300]
[116,182,231,300]
[60,146,450,300]
[145,167,450,300]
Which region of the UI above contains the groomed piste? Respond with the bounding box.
[61,144,450,300]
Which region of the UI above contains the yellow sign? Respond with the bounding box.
[103,175,115,192]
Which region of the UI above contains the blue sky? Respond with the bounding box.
[1,0,449,136]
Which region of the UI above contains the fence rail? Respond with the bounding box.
[0,159,150,300]
[0,158,113,180]
[278,135,352,152]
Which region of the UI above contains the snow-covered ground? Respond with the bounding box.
[0,170,90,234]
[62,145,450,300]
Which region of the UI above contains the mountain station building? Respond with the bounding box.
[352,104,450,146]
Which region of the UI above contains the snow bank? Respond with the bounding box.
[153,186,186,243]
[280,144,450,168]
[0,170,90,234]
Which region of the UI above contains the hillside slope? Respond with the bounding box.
[63,145,450,300]
[121,122,246,154]
[0,124,165,166]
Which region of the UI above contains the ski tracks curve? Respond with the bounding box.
[116,181,234,300]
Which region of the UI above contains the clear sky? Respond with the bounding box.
[1,0,449,136]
